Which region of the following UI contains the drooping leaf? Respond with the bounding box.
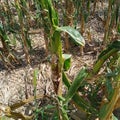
[98,40,120,59]
[56,26,85,46]
[88,40,120,77]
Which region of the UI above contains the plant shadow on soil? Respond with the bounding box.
[0,47,47,71]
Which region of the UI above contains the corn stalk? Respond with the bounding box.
[38,0,51,55]
[39,0,85,119]
[103,0,112,44]
[14,0,30,63]
[64,0,74,52]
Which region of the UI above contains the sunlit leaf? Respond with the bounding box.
[56,26,85,46]
[112,114,118,120]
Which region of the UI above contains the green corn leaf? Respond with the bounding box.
[112,114,118,120]
[45,104,55,110]
[65,67,88,103]
[60,106,69,120]
[99,70,120,120]
[109,40,120,50]
[87,0,91,11]
[105,78,114,101]
[0,24,10,45]
[58,96,65,102]
[51,31,62,59]
[56,26,85,46]
[0,23,3,30]
[47,0,59,26]
[62,72,97,113]
[98,40,120,59]
[88,40,120,77]
[24,30,32,50]
[62,71,71,88]
[62,54,71,71]
[115,6,119,25]
[42,104,55,111]
[99,102,109,119]
[72,93,97,114]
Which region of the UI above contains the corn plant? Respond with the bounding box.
[62,39,120,119]
[39,0,85,119]
[103,0,113,44]
[103,0,120,44]
[0,0,33,66]
[36,0,51,55]
[72,0,92,55]
[0,2,16,68]
[0,0,120,120]
[14,0,32,63]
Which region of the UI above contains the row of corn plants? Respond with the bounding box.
[0,0,120,119]
[0,0,119,66]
